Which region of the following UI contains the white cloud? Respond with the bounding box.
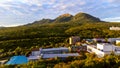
[105,0,120,3]
[107,0,115,2]
[0,0,120,27]
[103,17,120,22]
[0,0,87,15]
[0,0,13,3]
[0,1,37,15]
[0,23,23,27]
[20,0,42,6]
[0,3,12,10]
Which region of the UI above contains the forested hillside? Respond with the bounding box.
[0,12,120,56]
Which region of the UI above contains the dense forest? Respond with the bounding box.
[0,12,120,67]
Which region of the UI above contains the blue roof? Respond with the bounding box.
[6,56,28,65]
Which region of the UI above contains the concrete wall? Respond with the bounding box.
[31,51,40,56]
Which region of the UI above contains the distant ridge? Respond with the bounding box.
[28,12,102,25]
[0,26,5,28]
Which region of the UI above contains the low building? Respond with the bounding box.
[93,38,105,43]
[69,45,87,52]
[41,53,79,59]
[0,60,7,65]
[116,40,120,45]
[31,48,40,56]
[115,46,120,51]
[108,38,120,43]
[69,36,80,45]
[110,26,120,30]
[30,47,69,56]
[87,45,105,57]
[40,47,69,54]
[28,47,70,60]
[85,39,93,44]
[97,43,115,52]
[27,56,40,61]
[87,43,120,57]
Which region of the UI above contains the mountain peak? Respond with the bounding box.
[59,13,72,17]
[73,12,101,22]
[54,13,73,23]
[74,12,95,18]
[76,12,90,15]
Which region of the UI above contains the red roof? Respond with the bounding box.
[31,48,39,51]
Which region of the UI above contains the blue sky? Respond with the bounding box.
[0,0,120,27]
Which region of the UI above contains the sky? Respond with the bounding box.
[0,0,120,27]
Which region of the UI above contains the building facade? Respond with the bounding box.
[69,45,87,52]
[69,36,80,45]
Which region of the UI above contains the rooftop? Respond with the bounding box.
[31,48,39,51]
[41,47,69,51]
[42,53,79,59]
[28,56,40,60]
[98,43,114,46]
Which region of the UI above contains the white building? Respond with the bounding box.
[97,43,115,52]
[116,40,120,45]
[87,43,120,57]
[110,26,120,30]
[108,38,120,43]
[0,60,7,65]
[28,47,78,60]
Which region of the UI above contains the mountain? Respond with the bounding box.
[54,13,73,23]
[72,12,101,23]
[28,12,101,25]
[34,19,53,24]
[27,19,54,25]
